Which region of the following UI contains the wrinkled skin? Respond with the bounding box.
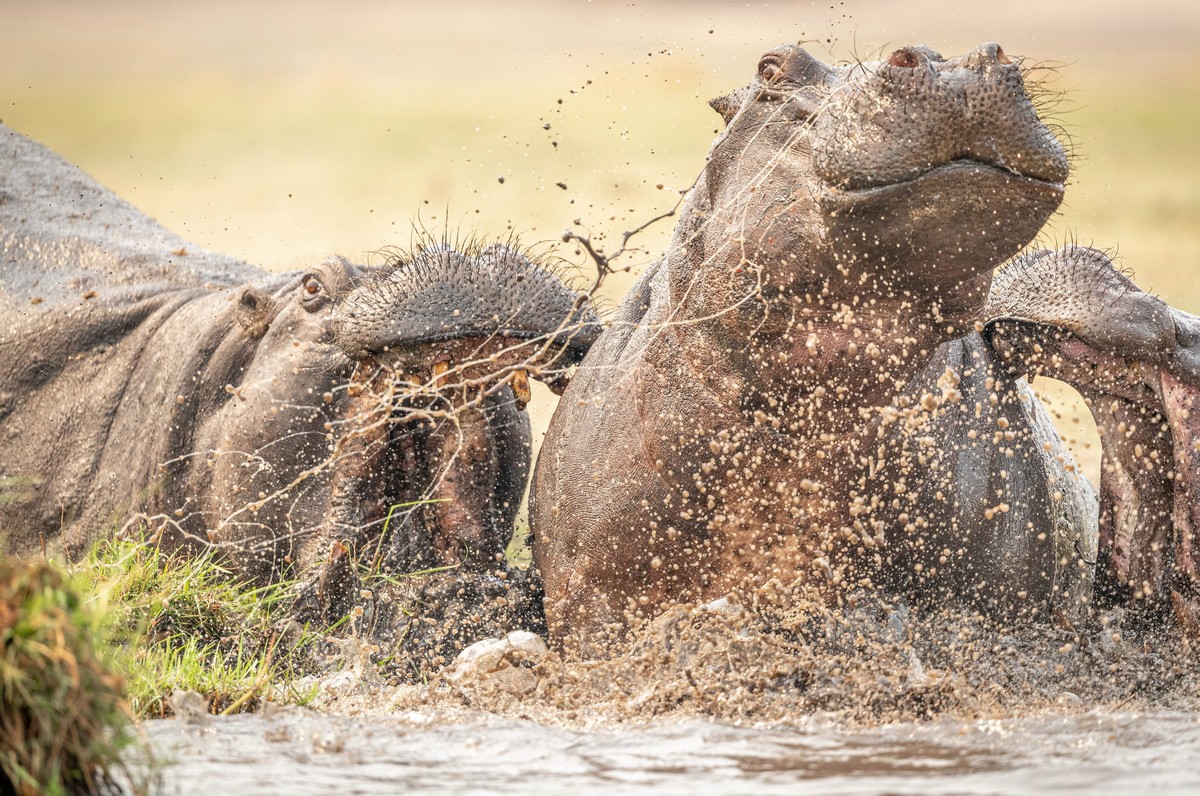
[532,44,1200,653]
[0,124,596,635]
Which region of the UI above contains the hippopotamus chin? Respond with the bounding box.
[532,43,1200,655]
[0,124,598,634]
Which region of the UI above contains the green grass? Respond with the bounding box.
[73,537,320,719]
[7,505,527,748]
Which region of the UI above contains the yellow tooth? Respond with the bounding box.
[431,360,450,384]
[510,369,532,407]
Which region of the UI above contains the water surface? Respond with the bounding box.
[145,709,1200,795]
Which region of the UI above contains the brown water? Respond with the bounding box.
[144,709,1200,795]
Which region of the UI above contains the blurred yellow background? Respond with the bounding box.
[4,0,1200,489]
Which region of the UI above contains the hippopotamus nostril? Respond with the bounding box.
[888,48,920,69]
[965,42,1013,69]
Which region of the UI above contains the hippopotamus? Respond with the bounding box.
[0,123,597,625]
[531,43,1200,653]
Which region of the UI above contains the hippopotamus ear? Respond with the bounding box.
[768,45,831,86]
[236,287,278,339]
[709,86,751,125]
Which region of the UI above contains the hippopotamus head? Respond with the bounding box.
[282,243,601,621]
[698,43,1068,315]
[197,244,598,593]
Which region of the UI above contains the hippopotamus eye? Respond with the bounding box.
[760,61,781,82]
[301,273,329,310]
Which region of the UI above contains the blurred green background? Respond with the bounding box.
[4,0,1199,485]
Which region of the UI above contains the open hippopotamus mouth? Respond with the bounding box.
[321,328,589,554]
[300,327,590,629]
[300,244,600,616]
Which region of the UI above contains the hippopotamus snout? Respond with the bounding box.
[814,41,1069,192]
[331,243,600,388]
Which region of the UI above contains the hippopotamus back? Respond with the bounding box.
[1,124,255,301]
[0,125,277,556]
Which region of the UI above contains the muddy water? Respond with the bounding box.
[145,709,1200,795]
[137,591,1200,794]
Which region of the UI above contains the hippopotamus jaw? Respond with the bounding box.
[816,157,1066,283]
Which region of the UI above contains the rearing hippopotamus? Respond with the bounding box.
[531,43,1200,653]
[0,124,598,627]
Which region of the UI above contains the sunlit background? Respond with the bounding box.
[5,0,1200,491]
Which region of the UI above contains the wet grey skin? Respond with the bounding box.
[0,124,598,630]
[531,43,1200,654]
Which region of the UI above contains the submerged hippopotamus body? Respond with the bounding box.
[0,124,597,628]
[532,43,1200,652]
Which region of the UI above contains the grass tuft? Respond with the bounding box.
[74,537,319,719]
[0,558,140,796]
